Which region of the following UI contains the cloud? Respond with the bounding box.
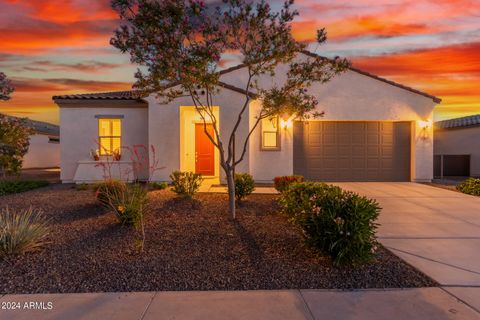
[14,60,124,73]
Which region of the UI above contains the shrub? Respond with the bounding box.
[273,175,304,193]
[169,171,203,198]
[0,180,49,196]
[105,184,148,229]
[0,206,50,256]
[148,181,168,191]
[95,180,126,206]
[235,173,255,202]
[279,182,381,266]
[456,178,480,196]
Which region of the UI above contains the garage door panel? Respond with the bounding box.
[293,121,411,182]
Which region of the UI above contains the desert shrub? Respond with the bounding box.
[0,206,49,256]
[0,115,34,176]
[104,184,148,229]
[148,181,168,191]
[279,182,381,266]
[169,171,203,198]
[235,173,255,202]
[0,180,49,196]
[456,178,480,196]
[95,180,126,206]
[273,175,304,193]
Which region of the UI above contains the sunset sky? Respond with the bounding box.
[0,0,479,124]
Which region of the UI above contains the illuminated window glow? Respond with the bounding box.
[261,116,280,150]
[98,118,122,156]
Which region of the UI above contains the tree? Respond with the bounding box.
[0,72,14,101]
[111,0,349,219]
[0,115,34,177]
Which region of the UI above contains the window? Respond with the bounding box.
[98,118,121,156]
[261,116,280,150]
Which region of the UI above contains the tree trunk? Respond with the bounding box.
[225,167,236,220]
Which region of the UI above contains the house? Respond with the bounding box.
[434,114,480,178]
[0,114,60,169]
[53,51,440,184]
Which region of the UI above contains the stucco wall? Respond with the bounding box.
[434,126,480,177]
[23,134,60,169]
[147,87,250,182]
[222,53,437,182]
[59,102,148,182]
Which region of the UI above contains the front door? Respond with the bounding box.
[195,123,215,176]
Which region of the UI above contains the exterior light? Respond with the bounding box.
[280,118,293,129]
[418,119,432,129]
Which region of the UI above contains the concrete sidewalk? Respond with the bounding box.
[1,288,478,320]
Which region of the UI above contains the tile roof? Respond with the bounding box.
[52,90,144,100]
[435,114,480,130]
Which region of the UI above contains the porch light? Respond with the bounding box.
[418,119,432,129]
[280,118,293,129]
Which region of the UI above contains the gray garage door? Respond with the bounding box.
[293,121,411,181]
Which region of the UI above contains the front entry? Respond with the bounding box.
[195,123,215,176]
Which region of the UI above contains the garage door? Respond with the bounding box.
[293,121,411,181]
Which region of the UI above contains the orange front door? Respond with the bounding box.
[195,124,215,176]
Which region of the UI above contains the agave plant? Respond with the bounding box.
[0,206,50,256]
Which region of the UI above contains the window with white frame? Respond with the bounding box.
[261,116,280,150]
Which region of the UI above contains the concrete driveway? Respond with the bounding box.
[334,182,480,313]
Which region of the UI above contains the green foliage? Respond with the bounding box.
[169,171,203,198]
[148,181,168,191]
[456,178,480,196]
[0,115,34,176]
[234,173,255,202]
[279,182,381,266]
[273,175,304,193]
[0,180,49,196]
[75,183,90,191]
[0,206,49,256]
[95,180,127,206]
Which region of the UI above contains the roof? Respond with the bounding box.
[52,90,144,100]
[435,114,480,130]
[0,113,59,136]
[51,50,441,103]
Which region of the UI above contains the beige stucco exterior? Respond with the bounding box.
[434,126,480,177]
[56,53,438,183]
[23,134,60,169]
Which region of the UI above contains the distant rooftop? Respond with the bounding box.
[0,113,59,136]
[435,114,480,130]
[52,90,143,100]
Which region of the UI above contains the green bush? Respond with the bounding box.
[456,178,480,196]
[169,171,203,198]
[0,180,49,196]
[273,175,304,193]
[0,206,50,256]
[109,184,148,229]
[148,181,168,191]
[95,180,126,206]
[235,173,255,202]
[279,182,381,266]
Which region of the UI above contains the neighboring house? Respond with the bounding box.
[434,114,480,178]
[0,114,60,169]
[53,51,440,184]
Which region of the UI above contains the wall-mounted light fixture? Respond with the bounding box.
[418,119,432,129]
[280,113,293,129]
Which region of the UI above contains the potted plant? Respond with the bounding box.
[90,149,100,161]
[113,149,122,161]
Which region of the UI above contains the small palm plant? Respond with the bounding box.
[0,206,50,256]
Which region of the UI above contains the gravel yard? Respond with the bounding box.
[0,185,437,293]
